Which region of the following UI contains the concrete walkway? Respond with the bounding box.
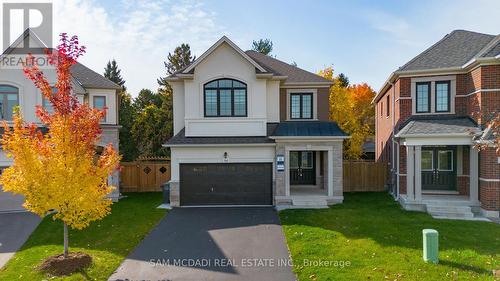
[109,207,296,281]
[0,212,41,268]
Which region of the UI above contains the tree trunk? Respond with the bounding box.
[63,222,69,258]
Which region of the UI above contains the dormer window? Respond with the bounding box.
[204,79,247,117]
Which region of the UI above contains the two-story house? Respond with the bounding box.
[0,30,121,212]
[165,36,348,208]
[375,30,499,220]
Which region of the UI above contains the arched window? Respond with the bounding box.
[204,79,247,117]
[0,85,19,120]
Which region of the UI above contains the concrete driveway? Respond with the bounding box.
[0,212,41,268]
[109,207,296,281]
[0,187,25,213]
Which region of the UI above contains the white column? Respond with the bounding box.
[406,145,415,201]
[414,146,422,202]
[327,147,334,196]
[469,146,479,203]
[285,148,290,197]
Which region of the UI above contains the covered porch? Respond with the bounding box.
[395,116,483,219]
[269,121,349,209]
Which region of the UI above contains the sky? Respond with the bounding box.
[2,0,500,95]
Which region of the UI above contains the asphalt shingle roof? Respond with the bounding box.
[167,48,332,84]
[482,40,500,57]
[399,30,497,71]
[245,50,331,84]
[70,63,121,90]
[272,121,347,137]
[397,116,478,137]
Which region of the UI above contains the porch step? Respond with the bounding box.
[291,198,328,209]
[426,205,474,219]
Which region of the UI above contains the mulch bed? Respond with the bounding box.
[37,252,92,276]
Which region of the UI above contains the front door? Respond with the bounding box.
[290,151,316,185]
[421,146,456,191]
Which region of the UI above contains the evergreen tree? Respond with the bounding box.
[118,91,137,161]
[158,43,196,87]
[252,39,273,55]
[336,73,349,88]
[104,59,126,91]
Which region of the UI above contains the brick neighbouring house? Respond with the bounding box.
[374,30,499,220]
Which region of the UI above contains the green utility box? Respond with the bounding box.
[422,229,439,264]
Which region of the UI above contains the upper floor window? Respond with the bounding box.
[416,82,430,113]
[290,93,313,119]
[93,96,107,121]
[0,85,19,120]
[435,81,450,112]
[204,79,247,117]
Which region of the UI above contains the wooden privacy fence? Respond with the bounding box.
[120,159,387,193]
[120,159,171,192]
[343,160,388,192]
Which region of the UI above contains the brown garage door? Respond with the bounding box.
[179,163,273,206]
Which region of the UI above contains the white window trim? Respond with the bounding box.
[286,88,318,121]
[411,75,456,115]
[93,95,107,122]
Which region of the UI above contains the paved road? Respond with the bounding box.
[0,212,41,268]
[109,207,296,281]
[0,187,25,213]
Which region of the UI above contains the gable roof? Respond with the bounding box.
[168,36,332,85]
[183,36,267,74]
[1,28,120,91]
[245,50,332,84]
[375,30,500,103]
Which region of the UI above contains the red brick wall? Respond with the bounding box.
[399,175,407,195]
[481,65,500,89]
[479,148,499,179]
[376,65,499,204]
[375,86,394,162]
[457,176,469,196]
[480,181,500,211]
[462,146,470,176]
[479,148,499,211]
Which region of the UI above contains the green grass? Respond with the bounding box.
[279,193,500,281]
[0,193,166,281]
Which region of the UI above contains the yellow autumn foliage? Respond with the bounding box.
[1,111,120,230]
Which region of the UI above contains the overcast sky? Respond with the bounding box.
[3,0,500,96]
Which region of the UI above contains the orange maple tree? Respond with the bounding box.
[319,67,376,159]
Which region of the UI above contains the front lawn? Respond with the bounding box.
[0,193,166,281]
[280,193,500,281]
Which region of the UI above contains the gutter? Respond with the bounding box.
[163,143,277,148]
